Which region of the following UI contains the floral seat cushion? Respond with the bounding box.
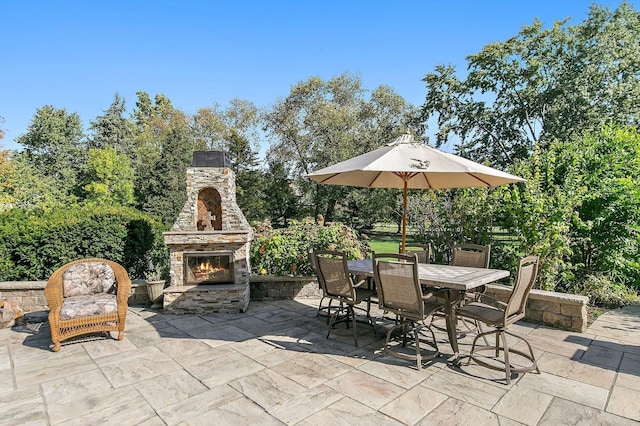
[60,294,118,321]
[62,262,116,297]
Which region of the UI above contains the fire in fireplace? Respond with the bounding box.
[184,252,234,285]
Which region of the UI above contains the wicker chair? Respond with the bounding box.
[313,250,376,347]
[399,243,431,264]
[457,256,540,384]
[45,258,131,352]
[373,253,444,370]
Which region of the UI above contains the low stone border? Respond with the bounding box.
[250,275,322,300]
[485,283,589,332]
[0,280,152,311]
[0,281,48,312]
[250,277,589,332]
[1,277,588,332]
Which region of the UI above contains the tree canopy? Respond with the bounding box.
[264,72,418,225]
[82,147,135,206]
[15,106,85,197]
[420,2,640,167]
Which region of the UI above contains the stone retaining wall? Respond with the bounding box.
[0,281,48,312]
[485,284,589,333]
[249,275,322,300]
[0,278,588,332]
[0,280,154,311]
[250,277,589,332]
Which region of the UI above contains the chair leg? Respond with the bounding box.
[501,330,512,384]
[327,303,366,347]
[350,305,359,347]
[414,323,422,371]
[402,320,409,347]
[327,302,344,339]
[506,330,540,374]
[316,295,325,317]
[365,299,376,337]
[467,327,537,384]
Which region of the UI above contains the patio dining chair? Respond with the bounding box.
[456,255,540,384]
[309,248,333,322]
[451,244,491,268]
[373,253,444,370]
[452,244,491,300]
[428,244,492,336]
[399,243,431,264]
[313,250,377,347]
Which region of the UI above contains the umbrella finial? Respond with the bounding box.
[390,131,416,146]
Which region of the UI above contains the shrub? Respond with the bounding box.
[0,205,168,281]
[250,218,368,276]
[576,274,638,308]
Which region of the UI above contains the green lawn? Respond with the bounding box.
[368,236,401,255]
[365,223,418,255]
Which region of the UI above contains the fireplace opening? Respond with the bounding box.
[184,252,234,285]
[197,188,222,231]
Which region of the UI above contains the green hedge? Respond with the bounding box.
[0,206,168,281]
[251,218,368,276]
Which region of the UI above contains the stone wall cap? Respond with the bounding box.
[0,281,47,290]
[164,230,252,235]
[164,284,247,293]
[486,283,589,305]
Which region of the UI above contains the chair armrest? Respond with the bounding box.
[44,281,64,312]
[475,293,508,309]
[44,266,67,313]
[352,278,369,288]
[116,277,132,305]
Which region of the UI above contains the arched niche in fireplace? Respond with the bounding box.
[196,188,222,231]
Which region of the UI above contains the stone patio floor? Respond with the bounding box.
[1,299,639,425]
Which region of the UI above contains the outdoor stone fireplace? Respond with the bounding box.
[163,152,253,314]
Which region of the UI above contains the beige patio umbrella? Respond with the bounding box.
[306,132,524,252]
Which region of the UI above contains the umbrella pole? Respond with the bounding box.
[401,179,408,253]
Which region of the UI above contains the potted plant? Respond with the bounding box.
[145,264,166,310]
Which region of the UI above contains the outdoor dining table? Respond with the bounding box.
[347,258,510,361]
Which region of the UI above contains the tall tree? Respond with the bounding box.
[227,129,266,222]
[15,105,85,198]
[190,99,265,222]
[264,72,417,224]
[131,92,194,213]
[420,2,640,167]
[131,92,191,166]
[190,98,260,153]
[81,147,135,206]
[88,93,135,160]
[263,159,298,226]
[139,127,192,225]
[2,152,69,211]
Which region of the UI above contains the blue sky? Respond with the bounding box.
[1,1,626,152]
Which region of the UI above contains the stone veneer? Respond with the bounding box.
[163,166,253,314]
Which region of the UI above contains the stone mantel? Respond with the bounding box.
[163,230,253,245]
